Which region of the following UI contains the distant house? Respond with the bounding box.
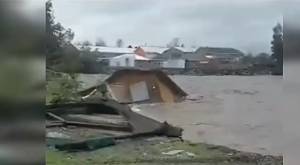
[105,46,190,69]
[172,47,196,53]
[135,47,196,69]
[75,45,166,59]
[75,45,137,58]
[134,47,146,57]
[141,46,169,54]
[140,46,169,59]
[160,47,184,59]
[75,45,245,72]
[109,53,149,67]
[184,47,246,73]
[152,47,196,69]
[194,47,244,64]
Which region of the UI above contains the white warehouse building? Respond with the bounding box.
[109,54,149,67]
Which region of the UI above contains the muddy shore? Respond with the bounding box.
[47,136,283,165]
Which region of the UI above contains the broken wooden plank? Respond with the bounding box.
[63,114,129,127]
[46,122,65,128]
[47,112,66,122]
[64,120,132,132]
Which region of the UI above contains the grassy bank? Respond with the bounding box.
[47,137,282,165]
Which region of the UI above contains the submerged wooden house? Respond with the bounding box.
[81,69,187,104]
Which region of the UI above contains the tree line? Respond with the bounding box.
[46,0,104,73]
[76,38,124,48]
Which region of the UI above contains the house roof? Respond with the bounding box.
[112,54,149,60]
[78,69,188,100]
[92,46,136,54]
[76,45,170,54]
[195,47,244,57]
[77,73,109,91]
[46,100,182,148]
[140,46,169,54]
[161,47,197,54]
[140,46,196,54]
[75,45,197,55]
[75,45,136,54]
[173,47,196,53]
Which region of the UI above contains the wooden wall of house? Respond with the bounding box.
[108,83,132,103]
[107,73,178,103]
[157,80,176,102]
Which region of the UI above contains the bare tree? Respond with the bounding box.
[167,37,180,47]
[116,39,124,47]
[271,23,283,75]
[82,40,92,46]
[95,37,106,46]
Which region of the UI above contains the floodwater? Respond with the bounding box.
[79,74,284,155]
[133,75,283,155]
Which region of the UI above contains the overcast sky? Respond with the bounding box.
[51,0,282,54]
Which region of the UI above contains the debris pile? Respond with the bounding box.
[46,99,183,151]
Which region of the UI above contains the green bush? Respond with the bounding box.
[47,72,81,104]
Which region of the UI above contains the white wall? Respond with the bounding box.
[109,54,135,67]
[129,81,149,102]
[162,59,186,68]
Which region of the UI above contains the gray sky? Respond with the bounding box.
[52,0,282,54]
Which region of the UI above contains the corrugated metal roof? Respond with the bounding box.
[76,45,169,54]
[112,54,149,60]
[196,47,244,56]
[140,46,169,54]
[75,45,135,54]
[91,46,135,54]
[75,45,197,54]
[173,47,197,53]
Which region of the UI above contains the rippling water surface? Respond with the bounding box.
[79,74,284,155]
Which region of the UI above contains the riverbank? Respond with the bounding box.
[47,136,282,165]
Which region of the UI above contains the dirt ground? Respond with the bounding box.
[47,136,282,165]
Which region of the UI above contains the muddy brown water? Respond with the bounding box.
[78,74,283,156]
